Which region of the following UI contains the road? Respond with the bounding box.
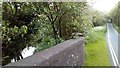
[106,23,120,67]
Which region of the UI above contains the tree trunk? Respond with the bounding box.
[51,21,58,44]
[58,17,62,37]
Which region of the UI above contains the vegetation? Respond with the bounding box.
[2,2,107,66]
[2,2,41,65]
[109,1,120,33]
[113,23,120,33]
[2,2,89,65]
[84,26,110,66]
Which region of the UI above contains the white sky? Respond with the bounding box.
[87,0,120,13]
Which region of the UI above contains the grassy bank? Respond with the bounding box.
[84,26,110,66]
[113,23,120,33]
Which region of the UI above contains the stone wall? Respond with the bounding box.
[5,37,84,66]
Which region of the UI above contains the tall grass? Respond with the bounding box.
[85,26,106,44]
[84,25,110,66]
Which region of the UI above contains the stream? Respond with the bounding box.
[11,46,36,62]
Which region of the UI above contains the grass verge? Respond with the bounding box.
[84,26,110,66]
[113,23,120,33]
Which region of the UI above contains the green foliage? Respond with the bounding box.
[85,30,97,44]
[2,2,106,65]
[92,10,106,26]
[35,36,64,52]
[35,37,56,52]
[2,2,42,65]
[84,26,110,66]
[85,26,106,44]
[109,1,120,33]
[113,24,120,33]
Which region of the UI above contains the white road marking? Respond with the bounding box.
[107,23,119,67]
[107,29,117,66]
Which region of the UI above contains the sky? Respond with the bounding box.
[87,0,120,13]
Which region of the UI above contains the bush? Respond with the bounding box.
[35,37,64,52]
[85,26,106,44]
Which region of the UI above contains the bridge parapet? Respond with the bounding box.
[5,37,84,66]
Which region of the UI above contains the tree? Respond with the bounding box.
[2,2,42,65]
[2,2,96,65]
[109,1,120,32]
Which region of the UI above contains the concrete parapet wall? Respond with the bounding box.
[5,37,84,66]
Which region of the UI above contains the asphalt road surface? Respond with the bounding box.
[106,23,120,67]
